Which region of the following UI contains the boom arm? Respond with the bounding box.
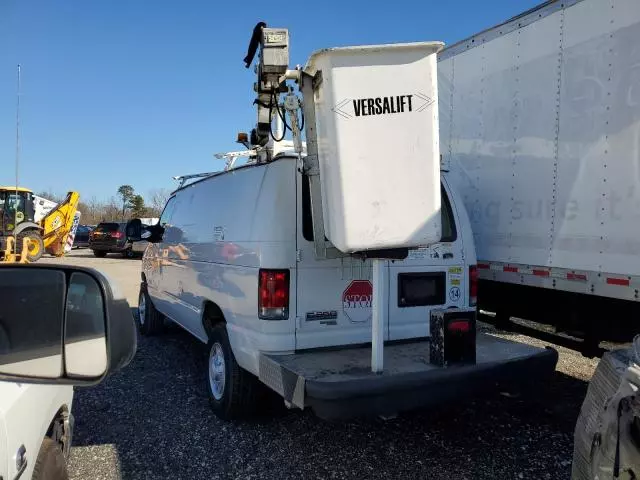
[40,191,80,256]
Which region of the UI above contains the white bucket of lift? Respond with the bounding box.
[305,41,444,253]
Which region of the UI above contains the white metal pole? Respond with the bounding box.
[371,258,385,372]
[15,64,21,228]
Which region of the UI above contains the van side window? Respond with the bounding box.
[303,178,457,244]
[441,186,457,242]
[160,196,177,226]
[302,175,314,241]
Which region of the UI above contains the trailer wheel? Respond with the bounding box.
[207,323,258,420]
[18,230,44,262]
[31,437,68,480]
[493,311,512,331]
[137,284,164,335]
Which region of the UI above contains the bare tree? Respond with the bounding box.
[148,188,171,216]
[34,190,64,203]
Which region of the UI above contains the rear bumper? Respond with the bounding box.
[307,346,557,419]
[90,242,127,252]
[259,334,558,420]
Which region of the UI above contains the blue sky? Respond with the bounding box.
[0,0,540,202]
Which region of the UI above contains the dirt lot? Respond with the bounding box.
[42,249,599,479]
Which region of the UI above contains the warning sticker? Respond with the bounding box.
[407,248,429,260]
[448,266,463,274]
[342,280,372,323]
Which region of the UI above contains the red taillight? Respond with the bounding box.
[258,269,289,320]
[448,319,471,334]
[111,231,123,239]
[469,265,478,307]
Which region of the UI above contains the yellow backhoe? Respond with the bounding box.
[0,187,80,263]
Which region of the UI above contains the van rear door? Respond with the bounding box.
[387,183,467,340]
[296,176,467,348]
[295,174,384,350]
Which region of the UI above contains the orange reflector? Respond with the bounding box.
[607,277,630,286]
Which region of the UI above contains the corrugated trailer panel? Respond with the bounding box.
[441,0,640,280]
[555,0,640,276]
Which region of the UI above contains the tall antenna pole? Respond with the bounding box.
[14,64,21,228]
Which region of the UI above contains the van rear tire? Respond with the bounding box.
[207,323,258,420]
[138,285,164,335]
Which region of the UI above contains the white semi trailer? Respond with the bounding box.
[440,0,640,352]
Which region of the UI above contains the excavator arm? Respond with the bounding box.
[40,191,80,257]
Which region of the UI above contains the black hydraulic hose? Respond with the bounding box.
[243,22,266,68]
[269,90,286,142]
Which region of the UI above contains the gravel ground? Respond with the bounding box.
[44,250,600,479]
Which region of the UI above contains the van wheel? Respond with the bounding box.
[207,323,258,420]
[93,250,107,258]
[31,437,68,480]
[138,285,164,335]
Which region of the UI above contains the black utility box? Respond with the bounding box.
[430,308,477,367]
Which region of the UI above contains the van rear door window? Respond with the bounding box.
[302,175,314,242]
[95,223,120,233]
[302,178,457,243]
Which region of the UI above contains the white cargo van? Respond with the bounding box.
[439,0,640,351]
[137,30,557,420]
[138,146,558,419]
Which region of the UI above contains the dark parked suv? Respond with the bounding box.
[90,222,135,258]
[73,224,93,248]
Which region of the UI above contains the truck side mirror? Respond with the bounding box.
[0,265,137,384]
[125,218,143,242]
[141,224,165,243]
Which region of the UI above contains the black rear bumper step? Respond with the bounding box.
[258,334,558,420]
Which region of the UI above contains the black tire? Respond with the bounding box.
[17,230,44,262]
[138,284,164,335]
[31,437,68,480]
[493,311,512,331]
[207,323,258,420]
[92,250,107,258]
[122,248,135,259]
